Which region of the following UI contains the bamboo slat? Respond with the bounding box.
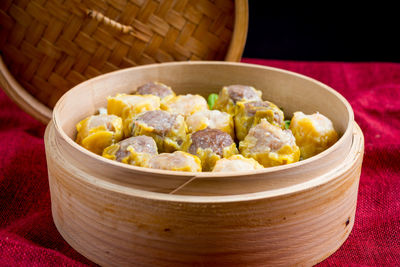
[0,0,248,123]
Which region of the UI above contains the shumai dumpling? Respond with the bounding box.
[234,100,285,141]
[186,109,234,138]
[161,94,208,117]
[102,135,157,166]
[132,110,187,153]
[147,151,201,172]
[135,82,175,100]
[107,93,160,118]
[239,119,300,167]
[214,85,262,115]
[290,111,338,159]
[212,155,263,172]
[76,114,123,155]
[182,128,238,171]
[107,93,160,136]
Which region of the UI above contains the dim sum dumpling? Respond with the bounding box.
[212,155,263,172]
[186,109,234,138]
[239,119,300,167]
[132,110,187,153]
[234,100,284,141]
[290,111,338,159]
[214,85,262,115]
[102,135,157,166]
[76,114,123,155]
[147,151,201,172]
[183,128,238,171]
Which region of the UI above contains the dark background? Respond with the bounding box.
[242,3,400,62]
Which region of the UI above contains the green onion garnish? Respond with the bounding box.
[284,120,291,129]
[208,93,219,109]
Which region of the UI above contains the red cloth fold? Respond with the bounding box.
[1,59,399,266]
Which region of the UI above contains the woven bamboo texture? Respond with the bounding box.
[0,0,248,123]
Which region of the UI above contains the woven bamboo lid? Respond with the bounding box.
[0,0,248,124]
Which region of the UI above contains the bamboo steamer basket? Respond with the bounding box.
[0,0,248,124]
[45,61,364,266]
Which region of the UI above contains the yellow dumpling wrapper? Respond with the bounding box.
[188,145,238,172]
[239,119,300,167]
[107,94,160,118]
[147,151,202,172]
[102,136,158,166]
[290,111,339,159]
[107,94,160,136]
[76,114,123,155]
[212,154,264,172]
[214,85,262,115]
[234,100,285,141]
[161,94,208,117]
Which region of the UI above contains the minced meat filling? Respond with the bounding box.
[189,128,233,156]
[136,110,177,136]
[227,85,260,103]
[136,82,173,99]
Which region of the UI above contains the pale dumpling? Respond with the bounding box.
[186,109,234,138]
[147,151,201,172]
[161,94,208,117]
[212,155,263,172]
[290,112,338,159]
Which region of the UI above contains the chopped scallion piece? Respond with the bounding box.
[284,120,291,129]
[207,93,219,109]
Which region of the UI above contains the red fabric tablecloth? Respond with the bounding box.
[1,59,399,266]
